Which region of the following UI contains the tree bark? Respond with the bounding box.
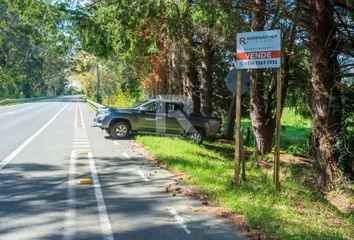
[249,0,276,154]
[224,94,236,139]
[183,44,201,114]
[170,39,183,95]
[297,0,342,190]
[200,34,214,116]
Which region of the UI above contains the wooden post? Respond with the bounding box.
[234,70,242,185]
[240,128,246,181]
[274,68,282,190]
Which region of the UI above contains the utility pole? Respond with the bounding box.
[96,63,101,103]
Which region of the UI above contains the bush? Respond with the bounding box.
[102,87,142,107]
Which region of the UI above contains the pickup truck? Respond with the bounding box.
[93,99,221,144]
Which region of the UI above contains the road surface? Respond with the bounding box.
[0,96,244,240]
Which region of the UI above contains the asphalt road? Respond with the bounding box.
[0,96,244,240]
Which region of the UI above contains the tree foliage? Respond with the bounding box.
[71,0,353,188]
[2,0,352,189]
[0,0,72,99]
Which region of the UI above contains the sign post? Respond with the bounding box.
[274,69,282,190]
[235,29,282,190]
[233,70,242,185]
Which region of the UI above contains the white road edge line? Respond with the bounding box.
[64,102,81,240]
[113,141,119,146]
[78,103,86,129]
[120,152,149,182]
[137,170,149,182]
[63,150,77,240]
[122,152,130,159]
[79,103,114,240]
[0,102,70,170]
[168,208,191,235]
[88,152,114,240]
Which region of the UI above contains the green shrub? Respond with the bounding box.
[102,87,142,107]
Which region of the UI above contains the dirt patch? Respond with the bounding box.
[256,159,273,175]
[186,205,266,239]
[256,154,317,187]
[162,181,266,239]
[326,190,354,214]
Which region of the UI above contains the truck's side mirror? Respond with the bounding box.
[139,106,148,112]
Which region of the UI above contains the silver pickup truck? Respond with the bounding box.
[93,99,221,144]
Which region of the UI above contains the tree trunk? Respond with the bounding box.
[200,34,214,116]
[249,0,276,154]
[183,44,201,114]
[298,0,342,190]
[170,39,183,95]
[224,94,236,139]
[249,75,276,154]
[96,64,101,103]
[281,22,297,111]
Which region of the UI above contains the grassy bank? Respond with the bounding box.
[239,108,312,156]
[0,96,57,107]
[136,136,353,239]
[92,98,352,238]
[135,109,352,239]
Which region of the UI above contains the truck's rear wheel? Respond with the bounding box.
[110,122,130,139]
[188,129,204,145]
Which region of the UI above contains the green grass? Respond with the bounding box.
[240,108,312,156]
[136,136,353,239]
[135,109,352,239]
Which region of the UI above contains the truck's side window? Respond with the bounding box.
[144,102,157,113]
[167,103,182,113]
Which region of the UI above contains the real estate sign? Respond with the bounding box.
[236,29,281,69]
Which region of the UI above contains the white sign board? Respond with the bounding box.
[236,29,281,69]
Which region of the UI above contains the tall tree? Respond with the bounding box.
[200,33,214,116]
[183,42,201,113]
[248,0,276,154]
[296,0,343,189]
[0,0,71,99]
[247,1,299,154]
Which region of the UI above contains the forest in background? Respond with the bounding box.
[0,1,353,191]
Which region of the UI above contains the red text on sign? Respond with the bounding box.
[237,51,280,60]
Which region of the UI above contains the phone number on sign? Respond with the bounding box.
[245,59,279,66]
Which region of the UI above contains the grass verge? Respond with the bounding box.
[239,108,312,156]
[136,136,353,239]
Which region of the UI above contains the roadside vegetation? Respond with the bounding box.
[238,108,312,157]
[135,110,353,239]
[2,1,353,238]
[69,0,353,194]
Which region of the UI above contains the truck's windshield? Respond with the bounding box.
[130,100,149,109]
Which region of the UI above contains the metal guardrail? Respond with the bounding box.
[0,96,53,105]
[86,98,106,108]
